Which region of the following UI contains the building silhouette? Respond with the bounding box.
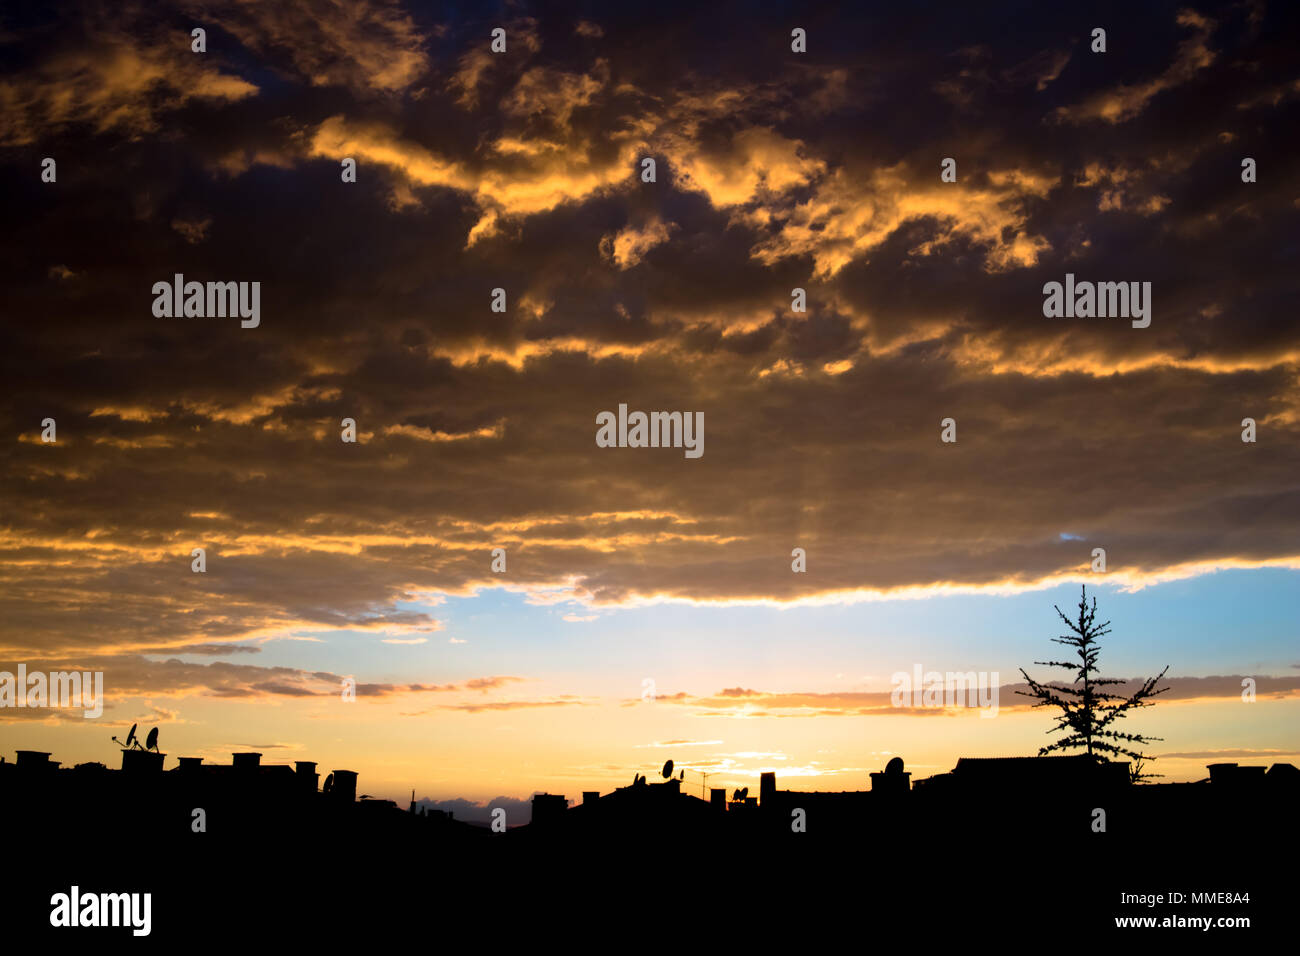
[6,743,1297,841]
[4,739,1294,937]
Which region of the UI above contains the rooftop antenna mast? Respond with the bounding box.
[677,765,712,799]
[696,770,712,799]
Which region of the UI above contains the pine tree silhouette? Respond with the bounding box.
[1018,585,1170,774]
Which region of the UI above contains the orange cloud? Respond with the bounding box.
[1052,11,1216,125]
[749,163,1055,278]
[0,24,256,145]
[194,0,430,92]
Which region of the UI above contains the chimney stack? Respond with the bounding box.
[295,761,319,792]
[531,792,567,827]
[15,751,52,772]
[232,752,262,771]
[330,769,358,803]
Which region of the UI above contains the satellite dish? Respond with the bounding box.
[732,788,742,801]
[125,724,138,748]
[885,756,905,775]
[323,773,334,792]
[679,770,685,781]
[662,760,674,779]
[145,727,159,752]
[737,787,748,800]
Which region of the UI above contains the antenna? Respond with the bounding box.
[680,766,714,799]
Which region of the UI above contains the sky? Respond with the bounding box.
[1,0,1298,811]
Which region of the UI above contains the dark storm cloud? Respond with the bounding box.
[0,0,1297,660]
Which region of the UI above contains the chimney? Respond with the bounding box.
[232,752,262,771]
[330,769,358,803]
[295,761,319,792]
[760,771,776,806]
[710,788,727,811]
[582,791,600,806]
[531,792,567,827]
[177,757,203,773]
[15,751,52,771]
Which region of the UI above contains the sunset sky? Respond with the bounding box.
[2,0,1298,812]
